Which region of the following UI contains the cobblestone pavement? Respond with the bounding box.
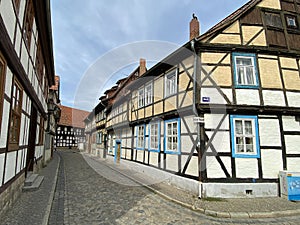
[58,150,300,225]
[0,153,59,225]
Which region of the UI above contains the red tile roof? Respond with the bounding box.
[58,105,89,128]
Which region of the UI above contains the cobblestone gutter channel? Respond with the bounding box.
[48,152,65,225]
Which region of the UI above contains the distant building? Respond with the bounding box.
[55,105,89,149]
[85,0,300,198]
[0,0,58,215]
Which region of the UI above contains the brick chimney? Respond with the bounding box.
[139,58,146,76]
[190,13,200,40]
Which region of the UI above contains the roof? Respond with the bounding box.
[197,0,261,41]
[58,105,89,128]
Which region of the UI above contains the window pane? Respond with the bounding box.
[235,120,243,134]
[245,121,253,135]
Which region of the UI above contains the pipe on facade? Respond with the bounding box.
[191,39,204,198]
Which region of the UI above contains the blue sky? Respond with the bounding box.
[51,0,249,111]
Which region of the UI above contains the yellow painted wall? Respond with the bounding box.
[178,91,193,108]
[259,58,282,89]
[201,52,230,64]
[283,70,300,91]
[153,77,164,100]
[164,96,176,112]
[202,65,232,87]
[242,26,267,46]
[154,102,163,115]
[223,21,240,34]
[258,0,281,10]
[145,106,152,118]
[210,34,241,45]
[280,57,298,70]
[178,72,192,92]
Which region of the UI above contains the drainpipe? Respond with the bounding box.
[191,40,204,198]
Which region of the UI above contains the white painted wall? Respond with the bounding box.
[0,0,16,42]
[282,116,300,132]
[0,153,5,187]
[258,119,281,146]
[206,131,231,153]
[204,114,229,130]
[235,158,259,178]
[263,90,285,106]
[287,158,300,171]
[286,92,300,107]
[201,88,232,104]
[0,100,10,148]
[261,149,283,178]
[5,67,12,97]
[206,156,231,178]
[285,135,300,154]
[236,89,260,105]
[4,151,17,184]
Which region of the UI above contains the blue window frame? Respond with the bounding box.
[164,118,181,154]
[148,122,160,152]
[232,53,259,89]
[136,125,146,150]
[230,115,260,158]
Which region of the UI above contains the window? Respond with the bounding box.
[136,125,145,150]
[286,15,298,28]
[97,132,102,144]
[144,83,153,106]
[38,116,44,145]
[265,12,283,29]
[165,69,177,97]
[138,88,144,108]
[9,78,23,150]
[233,53,259,88]
[149,122,160,152]
[164,118,180,154]
[230,115,260,158]
[23,0,34,50]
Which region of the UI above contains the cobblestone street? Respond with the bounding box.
[49,151,300,225]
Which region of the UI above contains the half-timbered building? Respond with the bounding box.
[55,105,89,149]
[0,0,57,214]
[85,0,300,198]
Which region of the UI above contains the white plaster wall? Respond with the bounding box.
[0,100,10,148]
[261,150,283,178]
[206,156,232,178]
[181,155,198,177]
[181,135,196,154]
[149,151,158,166]
[204,114,229,130]
[18,0,26,27]
[14,27,22,57]
[287,158,300,171]
[5,67,13,97]
[202,183,278,198]
[19,114,26,146]
[206,131,231,153]
[23,149,27,169]
[0,0,16,41]
[263,90,285,106]
[144,150,149,163]
[236,89,260,105]
[21,44,29,74]
[0,153,5,187]
[16,149,23,174]
[286,92,300,107]
[282,116,300,132]
[4,151,17,184]
[235,158,259,178]
[285,135,300,154]
[166,154,178,172]
[181,116,196,133]
[136,150,144,163]
[258,119,281,146]
[201,88,232,104]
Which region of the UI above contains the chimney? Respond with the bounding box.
[139,58,146,76]
[190,13,200,40]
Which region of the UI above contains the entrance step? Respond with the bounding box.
[23,173,44,192]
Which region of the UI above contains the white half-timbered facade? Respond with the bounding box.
[85,0,300,198]
[0,0,57,214]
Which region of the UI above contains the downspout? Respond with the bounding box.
[191,39,204,198]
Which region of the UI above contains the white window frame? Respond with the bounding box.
[233,53,258,88]
[164,118,180,154]
[144,83,153,106]
[136,125,145,150]
[165,69,177,97]
[138,88,144,108]
[230,115,260,158]
[149,122,160,152]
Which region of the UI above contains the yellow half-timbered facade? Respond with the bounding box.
[85,0,300,198]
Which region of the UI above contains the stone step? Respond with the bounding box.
[24,173,39,187]
[23,175,44,192]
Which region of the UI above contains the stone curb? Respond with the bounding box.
[42,153,61,225]
[85,153,300,219]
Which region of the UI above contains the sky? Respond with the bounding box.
[51,0,249,111]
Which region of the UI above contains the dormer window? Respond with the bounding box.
[286,15,298,29]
